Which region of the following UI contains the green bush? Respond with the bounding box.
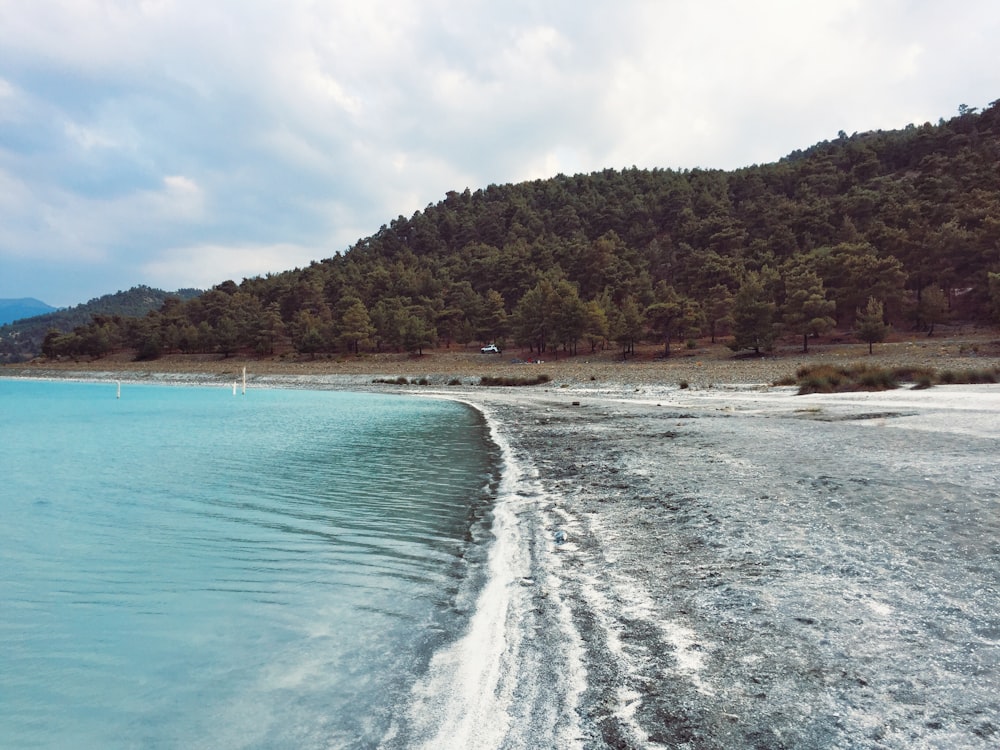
[795,363,897,394]
[966,368,998,384]
[858,368,897,390]
[479,374,551,387]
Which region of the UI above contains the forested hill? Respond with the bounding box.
[0,286,201,363]
[33,100,1000,362]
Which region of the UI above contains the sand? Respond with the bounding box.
[433,383,1000,748]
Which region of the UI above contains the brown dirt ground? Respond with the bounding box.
[6,327,1000,387]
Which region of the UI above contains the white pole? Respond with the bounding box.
[242,366,247,396]
[116,380,121,399]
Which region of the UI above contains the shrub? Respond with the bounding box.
[479,374,551,387]
[857,368,897,390]
[968,368,998,384]
[798,375,835,395]
[794,363,899,394]
[889,366,934,382]
[371,376,412,385]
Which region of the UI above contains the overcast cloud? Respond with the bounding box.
[1,0,998,306]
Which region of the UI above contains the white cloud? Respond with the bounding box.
[140,242,323,290]
[1,0,999,305]
[63,120,118,151]
[157,175,204,219]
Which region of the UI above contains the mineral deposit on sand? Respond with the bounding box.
[451,385,1000,749]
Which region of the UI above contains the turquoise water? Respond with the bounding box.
[0,379,497,749]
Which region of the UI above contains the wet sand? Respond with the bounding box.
[445,384,1000,749]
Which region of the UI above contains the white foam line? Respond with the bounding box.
[399,397,586,749]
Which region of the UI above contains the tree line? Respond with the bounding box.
[36,100,1000,362]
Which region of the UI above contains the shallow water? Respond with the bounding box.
[0,379,497,749]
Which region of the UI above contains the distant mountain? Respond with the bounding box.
[0,285,202,363]
[0,298,57,325]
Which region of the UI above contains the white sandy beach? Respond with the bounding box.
[413,382,1000,749]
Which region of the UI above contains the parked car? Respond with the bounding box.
[480,344,501,354]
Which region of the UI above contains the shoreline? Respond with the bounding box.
[5,331,999,390]
[450,384,1000,748]
[6,368,999,748]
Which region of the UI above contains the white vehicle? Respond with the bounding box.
[480,344,501,354]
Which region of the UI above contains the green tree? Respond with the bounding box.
[435,306,466,348]
[41,329,64,358]
[582,299,609,352]
[338,299,374,353]
[915,285,949,336]
[704,283,734,343]
[254,303,285,355]
[511,280,554,353]
[781,266,835,352]
[808,243,907,324]
[549,280,587,354]
[856,297,889,354]
[214,316,239,357]
[729,271,776,354]
[478,289,510,345]
[291,310,327,357]
[645,283,702,356]
[610,295,644,358]
[989,272,1000,322]
[401,311,436,355]
[371,297,408,351]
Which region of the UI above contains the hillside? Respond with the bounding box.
[25,100,1000,363]
[0,286,201,363]
[0,298,57,326]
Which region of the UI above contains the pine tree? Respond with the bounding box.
[729,271,776,354]
[856,297,889,354]
[782,266,835,352]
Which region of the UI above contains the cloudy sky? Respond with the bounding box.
[1,1,998,307]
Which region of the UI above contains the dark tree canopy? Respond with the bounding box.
[17,100,1000,362]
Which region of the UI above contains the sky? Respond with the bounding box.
[1,1,998,308]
